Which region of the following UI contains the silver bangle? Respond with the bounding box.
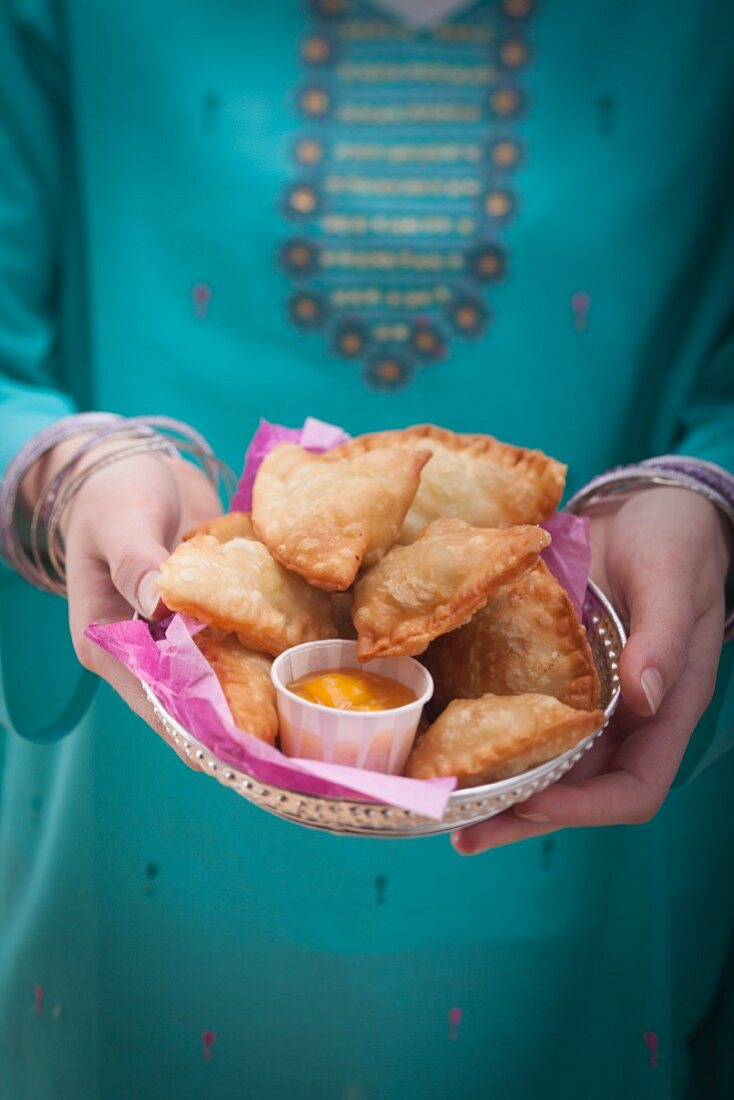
[14,422,236,596]
[567,469,734,642]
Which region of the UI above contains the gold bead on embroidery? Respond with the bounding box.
[295,138,325,166]
[491,139,522,167]
[484,190,514,218]
[500,39,530,68]
[504,0,533,17]
[316,0,348,16]
[375,358,402,383]
[490,87,521,117]
[288,184,319,214]
[302,36,333,64]
[300,86,331,116]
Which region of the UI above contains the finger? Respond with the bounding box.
[451,724,623,854]
[456,746,659,853]
[453,735,626,853]
[62,455,183,620]
[94,497,178,621]
[452,814,560,854]
[514,766,662,828]
[68,553,163,718]
[616,543,700,717]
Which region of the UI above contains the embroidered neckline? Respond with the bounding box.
[278,0,534,391]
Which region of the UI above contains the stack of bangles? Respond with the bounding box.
[0,413,732,639]
[566,456,734,641]
[0,413,236,597]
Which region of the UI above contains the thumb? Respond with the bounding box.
[617,558,696,718]
[108,533,170,619]
[96,502,175,619]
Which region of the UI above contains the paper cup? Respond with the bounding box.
[271,640,433,775]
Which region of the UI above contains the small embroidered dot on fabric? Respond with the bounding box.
[448,1007,463,1040]
[202,1030,216,1061]
[192,283,212,320]
[571,291,591,332]
[642,1032,659,1068]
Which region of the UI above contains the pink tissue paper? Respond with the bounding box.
[541,512,591,621]
[230,416,351,513]
[86,417,592,820]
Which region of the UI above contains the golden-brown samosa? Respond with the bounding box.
[252,443,430,591]
[352,518,550,661]
[424,561,600,713]
[183,511,257,544]
[331,424,566,542]
[157,534,337,656]
[405,693,604,787]
[194,629,277,744]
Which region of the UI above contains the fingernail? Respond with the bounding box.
[451,831,473,855]
[137,571,161,618]
[514,809,552,823]
[640,667,664,715]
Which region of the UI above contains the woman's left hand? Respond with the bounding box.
[452,486,731,855]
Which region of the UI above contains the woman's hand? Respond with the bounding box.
[452,487,731,855]
[26,440,222,765]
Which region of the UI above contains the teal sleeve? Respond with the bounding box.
[0,2,94,744]
[673,332,734,783]
[0,0,77,483]
[675,336,734,474]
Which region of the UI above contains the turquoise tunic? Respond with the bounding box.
[2,1,734,1096]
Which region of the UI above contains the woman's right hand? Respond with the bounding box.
[25,439,222,766]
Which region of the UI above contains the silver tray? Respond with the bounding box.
[144,580,625,838]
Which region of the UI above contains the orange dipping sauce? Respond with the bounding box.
[287,667,417,712]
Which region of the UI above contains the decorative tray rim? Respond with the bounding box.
[142,579,626,836]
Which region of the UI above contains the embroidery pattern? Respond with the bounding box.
[280,0,534,390]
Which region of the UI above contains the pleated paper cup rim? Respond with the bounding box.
[271,639,434,719]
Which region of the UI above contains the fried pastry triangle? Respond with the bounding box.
[157,534,337,656]
[405,693,604,787]
[352,518,550,661]
[183,511,257,544]
[424,561,600,714]
[194,629,278,744]
[252,443,430,591]
[331,424,566,542]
